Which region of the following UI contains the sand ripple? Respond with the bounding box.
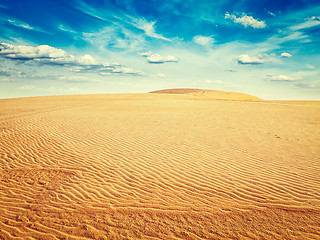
[1,93,320,239]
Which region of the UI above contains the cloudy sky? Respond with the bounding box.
[0,0,320,99]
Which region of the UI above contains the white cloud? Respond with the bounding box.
[281,52,292,58]
[0,43,144,76]
[193,35,215,47]
[137,51,153,57]
[234,54,266,64]
[147,53,178,64]
[225,13,266,28]
[76,54,97,65]
[265,74,301,81]
[138,51,179,64]
[0,43,96,65]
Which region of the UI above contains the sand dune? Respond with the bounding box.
[0,91,320,239]
[150,88,263,101]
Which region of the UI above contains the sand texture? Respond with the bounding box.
[0,91,320,239]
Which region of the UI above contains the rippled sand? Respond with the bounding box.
[1,90,320,239]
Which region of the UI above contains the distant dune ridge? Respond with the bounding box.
[0,91,320,239]
[150,88,263,101]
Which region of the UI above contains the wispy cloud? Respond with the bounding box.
[57,76,102,82]
[194,79,243,89]
[290,16,320,31]
[18,85,80,92]
[99,66,144,76]
[18,85,36,90]
[69,64,144,76]
[293,82,320,88]
[58,24,77,34]
[225,13,266,28]
[75,1,170,45]
[306,64,315,69]
[8,19,34,30]
[0,66,30,79]
[7,18,45,33]
[280,31,309,43]
[131,18,169,41]
[0,68,10,76]
[225,68,237,72]
[265,74,301,81]
[83,25,145,51]
[138,51,179,64]
[267,11,276,17]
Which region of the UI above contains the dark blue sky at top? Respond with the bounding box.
[1,0,320,48]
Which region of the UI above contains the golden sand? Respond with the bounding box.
[0,90,320,239]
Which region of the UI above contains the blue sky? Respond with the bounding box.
[0,0,320,99]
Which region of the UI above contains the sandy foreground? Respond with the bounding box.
[0,90,320,239]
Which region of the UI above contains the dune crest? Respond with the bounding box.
[150,88,263,101]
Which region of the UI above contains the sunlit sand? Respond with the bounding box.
[1,89,319,239]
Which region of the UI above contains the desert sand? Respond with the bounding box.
[0,89,320,239]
